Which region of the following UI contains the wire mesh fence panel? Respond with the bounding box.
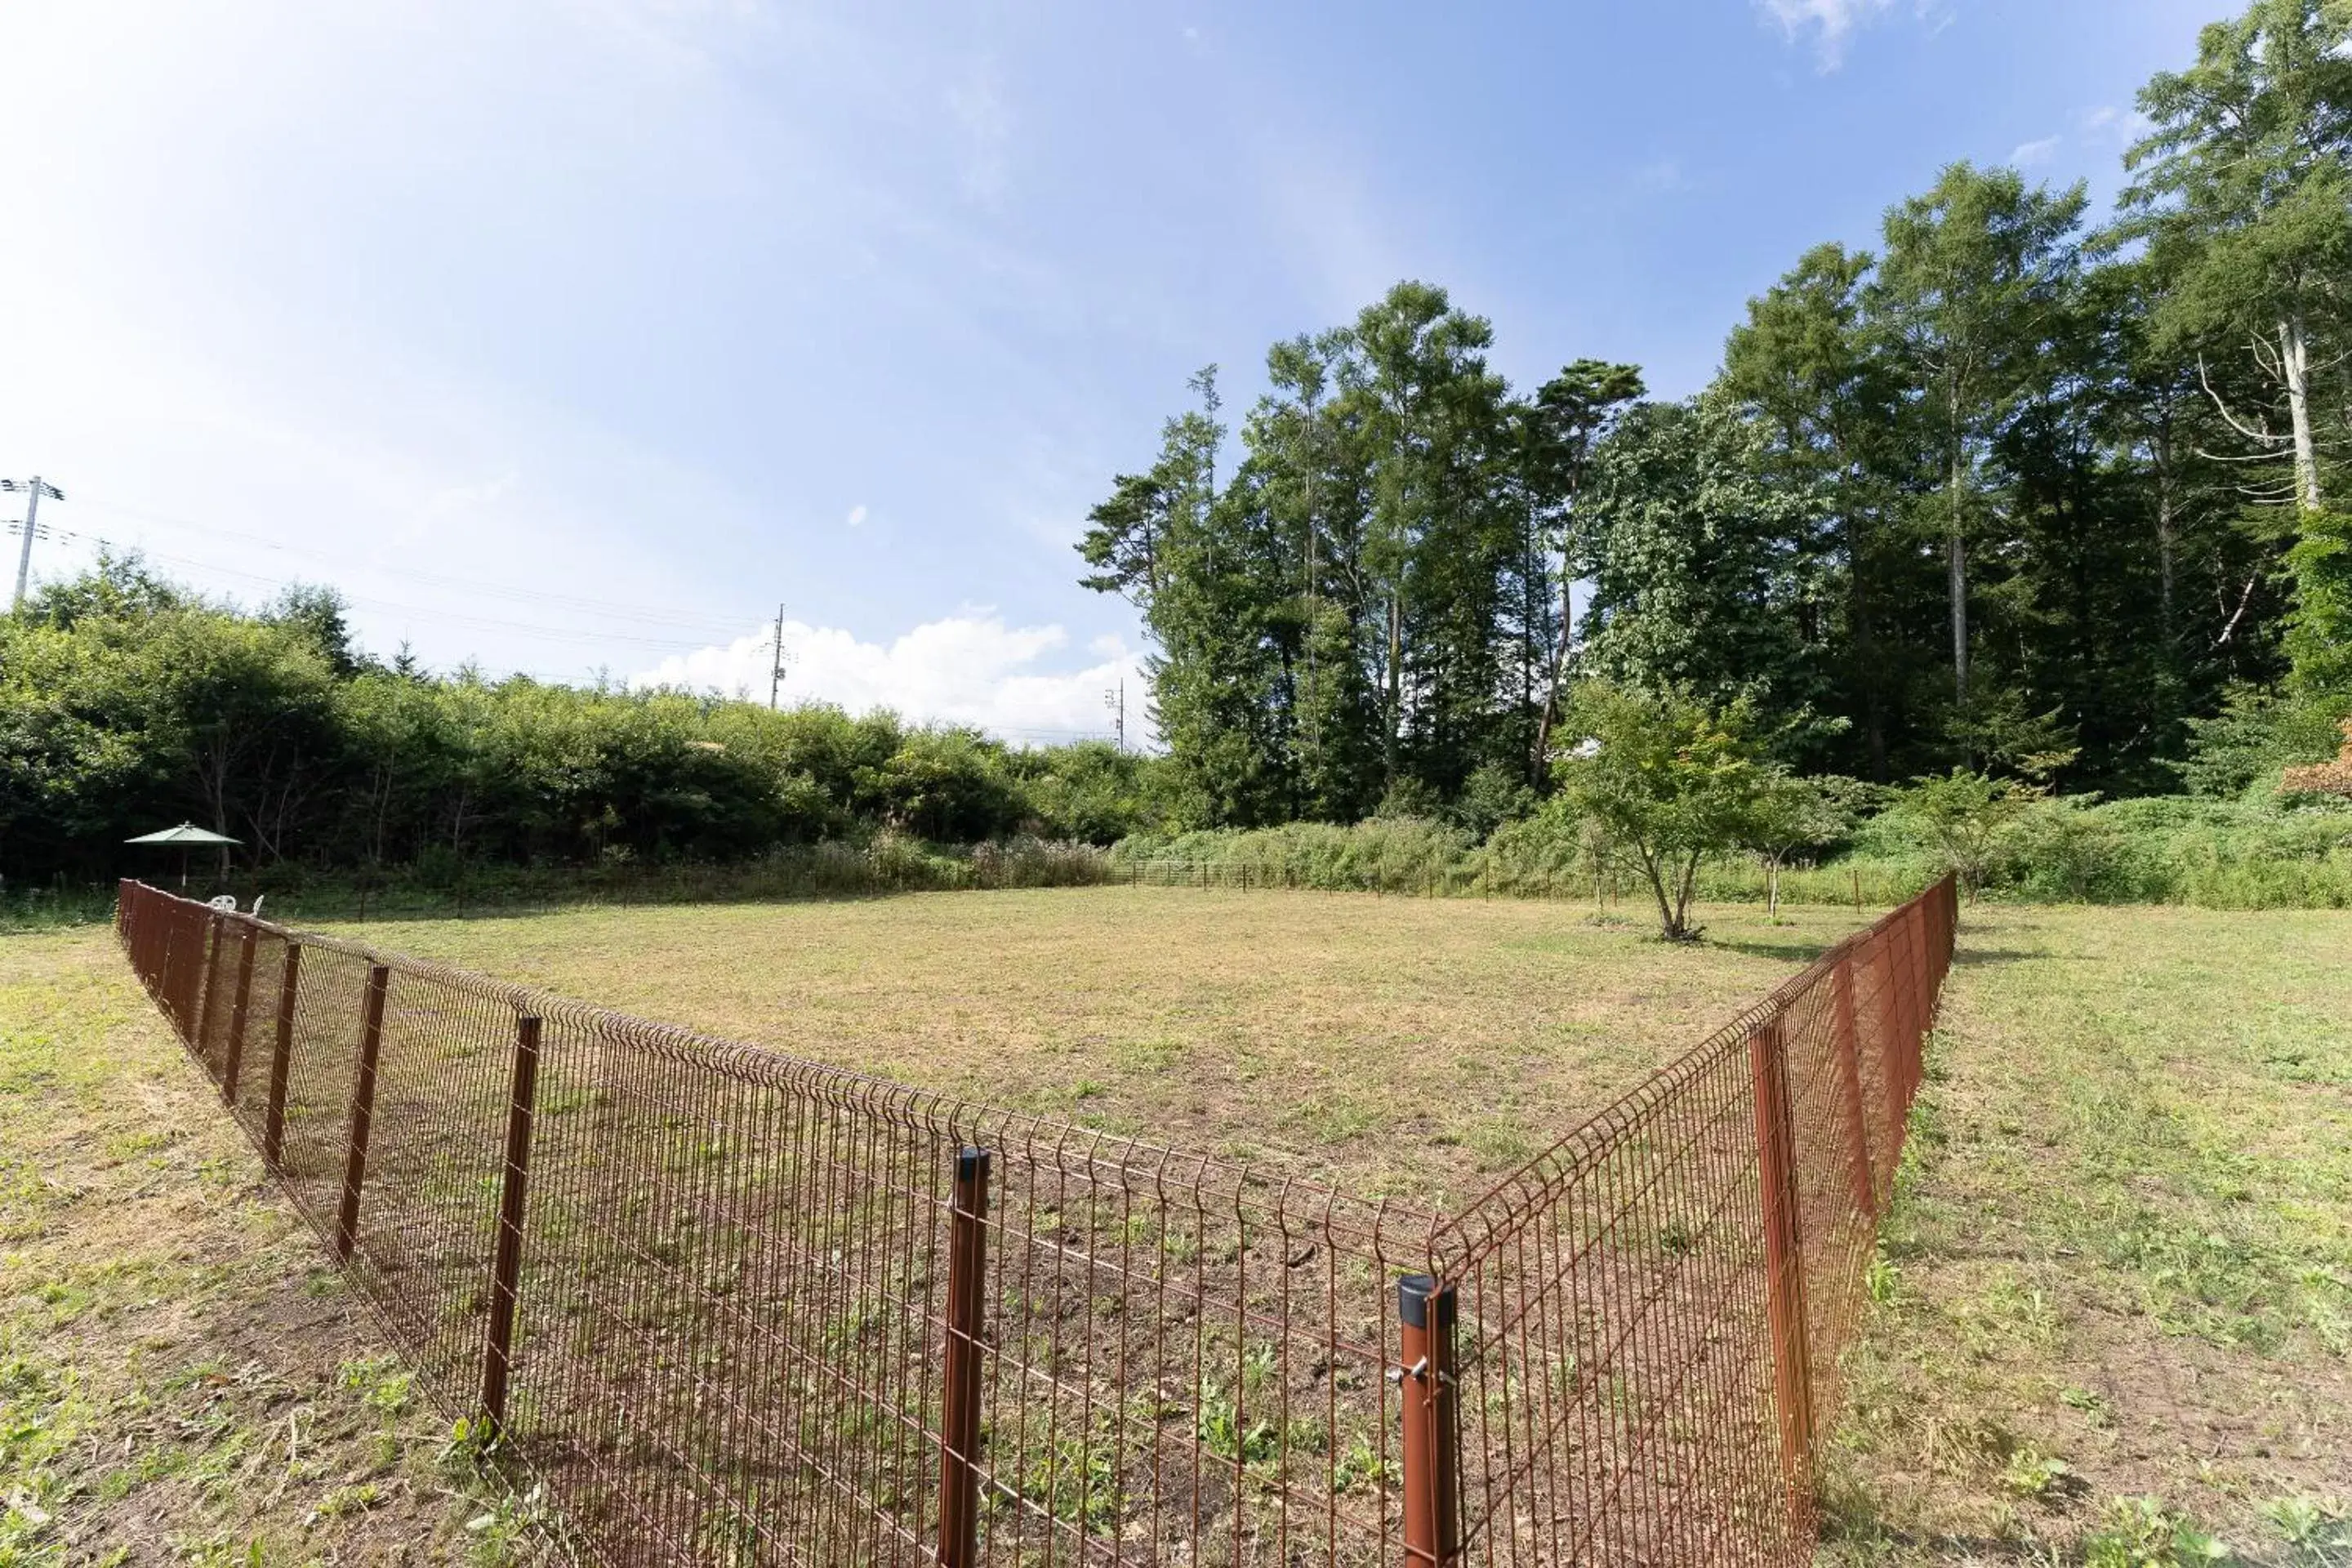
[1432,1031,1788,1568]
[114,874,1958,1568]
[222,929,296,1143]
[496,1014,1439,1568]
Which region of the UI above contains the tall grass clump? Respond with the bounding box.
[1111,817,1472,893]
[1110,792,2352,911]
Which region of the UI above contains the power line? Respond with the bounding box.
[23,522,755,652]
[3,478,65,610]
[65,494,763,636]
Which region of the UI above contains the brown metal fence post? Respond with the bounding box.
[334,964,392,1262]
[1829,956,1875,1218]
[482,1013,543,1436]
[191,911,225,1062]
[938,1147,991,1568]
[220,922,258,1106]
[263,944,302,1170]
[1399,1274,1459,1568]
[1888,911,1922,1125]
[1869,932,1906,1171]
[1749,1013,1815,1530]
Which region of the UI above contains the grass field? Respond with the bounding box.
[1826,903,2352,1566]
[337,886,1865,1208]
[4,887,2347,1563]
[0,928,557,1565]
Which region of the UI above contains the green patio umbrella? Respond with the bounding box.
[125,822,239,890]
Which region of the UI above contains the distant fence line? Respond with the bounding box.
[1118,854,1933,912]
[118,871,1958,1566]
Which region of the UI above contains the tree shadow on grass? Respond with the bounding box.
[1704,936,2042,969]
[1951,947,2042,967]
[1705,934,1843,964]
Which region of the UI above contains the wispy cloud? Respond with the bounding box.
[946,57,1012,204]
[634,612,1144,743]
[1634,156,1690,193]
[2011,136,2062,166]
[2082,104,2155,145]
[1757,0,1896,69]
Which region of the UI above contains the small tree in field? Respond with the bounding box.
[1744,773,1868,920]
[1552,682,1769,942]
[1894,767,2045,898]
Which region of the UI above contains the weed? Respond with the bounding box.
[1998,1445,2077,1500]
[1014,1430,1122,1531]
[1330,1432,1396,1495]
[2082,1497,2230,1568]
[2257,1494,2350,1559]
[311,1481,383,1521]
[2059,1385,2114,1427]
[1197,1379,1279,1468]
[337,1354,413,1416]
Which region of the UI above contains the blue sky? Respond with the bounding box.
[0,0,2220,741]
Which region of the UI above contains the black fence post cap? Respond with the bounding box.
[1398,1273,1456,1329]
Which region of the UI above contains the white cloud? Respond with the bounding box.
[1757,0,1895,68]
[1634,157,1689,193]
[846,502,869,527]
[2011,136,2062,166]
[946,57,1012,204]
[2082,104,2156,145]
[633,613,1146,744]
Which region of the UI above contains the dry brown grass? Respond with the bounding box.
[341,886,1863,1207]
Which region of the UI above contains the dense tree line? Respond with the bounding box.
[1084,0,2352,821]
[0,560,1160,886]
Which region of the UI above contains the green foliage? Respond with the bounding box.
[1086,25,2336,819]
[0,563,1165,889]
[1883,769,2049,896]
[1577,392,1832,725]
[2283,508,2352,693]
[1112,816,1471,894]
[2256,1494,2350,1557]
[1116,776,2352,911]
[1004,741,1170,844]
[2179,684,2350,795]
[1450,760,1537,841]
[1851,788,2352,906]
[2082,1496,2231,1568]
[1742,772,1871,915]
[1549,682,1776,941]
[1080,284,1635,829]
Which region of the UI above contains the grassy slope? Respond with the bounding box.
[0,928,558,1567]
[1828,904,2352,1566]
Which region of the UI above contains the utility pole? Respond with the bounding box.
[1104,678,1125,751]
[768,603,787,710]
[4,478,65,612]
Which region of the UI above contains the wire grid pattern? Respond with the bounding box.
[1425,878,1955,1566]
[115,875,1957,1568]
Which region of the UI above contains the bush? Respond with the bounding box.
[1110,787,2352,911]
[1112,817,1472,893]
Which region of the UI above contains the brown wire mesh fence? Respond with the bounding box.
[115,872,1956,1567]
